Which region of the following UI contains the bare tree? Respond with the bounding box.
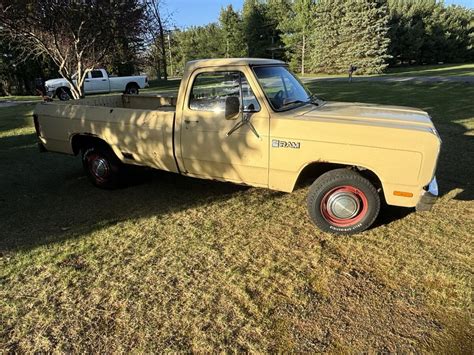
[143,0,171,80]
[0,0,144,99]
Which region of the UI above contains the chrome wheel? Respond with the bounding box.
[320,185,368,227]
[87,153,110,183]
[327,191,361,219]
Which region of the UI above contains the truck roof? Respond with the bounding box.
[185,58,285,71]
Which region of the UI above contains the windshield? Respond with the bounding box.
[253,66,312,111]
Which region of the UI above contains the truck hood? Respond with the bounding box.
[299,101,435,131]
[45,78,68,87]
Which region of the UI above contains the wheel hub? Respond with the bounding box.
[91,157,109,179]
[327,191,360,219]
[320,185,369,227]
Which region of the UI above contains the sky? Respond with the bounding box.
[170,0,473,28]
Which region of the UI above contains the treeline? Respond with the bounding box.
[1,0,472,95]
[165,0,473,76]
[0,0,146,96]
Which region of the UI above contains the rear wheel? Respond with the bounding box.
[125,84,139,95]
[307,169,380,235]
[82,145,122,189]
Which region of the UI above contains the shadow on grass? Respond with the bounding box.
[0,137,251,252]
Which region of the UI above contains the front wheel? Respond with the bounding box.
[82,146,122,189]
[57,87,72,101]
[307,169,380,235]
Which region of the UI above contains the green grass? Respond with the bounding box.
[301,63,474,78]
[385,63,474,77]
[0,95,41,102]
[1,81,473,352]
[144,78,182,94]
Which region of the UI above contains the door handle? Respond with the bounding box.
[184,119,199,124]
[85,79,90,82]
[102,79,107,81]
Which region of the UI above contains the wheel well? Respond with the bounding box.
[296,162,383,191]
[55,86,71,96]
[126,82,139,89]
[71,134,113,156]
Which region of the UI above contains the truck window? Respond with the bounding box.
[189,71,260,112]
[90,70,104,79]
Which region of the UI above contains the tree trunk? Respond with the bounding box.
[157,15,167,81]
[301,33,306,76]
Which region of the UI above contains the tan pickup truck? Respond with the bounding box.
[33,58,441,234]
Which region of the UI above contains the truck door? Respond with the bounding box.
[84,70,109,93]
[179,68,270,187]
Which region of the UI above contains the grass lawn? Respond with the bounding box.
[385,63,474,77]
[300,63,474,78]
[0,95,41,102]
[1,81,473,352]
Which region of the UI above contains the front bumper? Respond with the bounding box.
[416,177,438,212]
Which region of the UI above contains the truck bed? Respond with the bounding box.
[65,94,177,111]
[35,94,179,172]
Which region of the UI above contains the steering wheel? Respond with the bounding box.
[272,90,285,109]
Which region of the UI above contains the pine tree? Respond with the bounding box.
[310,0,390,74]
[309,0,345,73]
[242,0,278,58]
[219,5,246,58]
[339,0,391,74]
[387,0,473,65]
[278,0,315,75]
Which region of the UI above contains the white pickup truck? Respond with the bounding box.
[44,69,149,100]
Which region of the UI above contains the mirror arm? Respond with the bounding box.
[226,112,261,139]
[226,120,245,137]
[238,73,244,116]
[226,73,260,139]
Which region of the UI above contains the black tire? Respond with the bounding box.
[81,145,122,189]
[125,84,139,95]
[307,169,380,235]
[57,87,72,101]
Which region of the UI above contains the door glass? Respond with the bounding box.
[189,72,260,112]
[91,70,103,78]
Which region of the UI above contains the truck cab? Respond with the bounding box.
[84,69,110,93]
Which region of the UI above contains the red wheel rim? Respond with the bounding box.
[87,153,110,183]
[320,186,368,227]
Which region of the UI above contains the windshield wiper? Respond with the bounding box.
[281,99,305,108]
[307,93,325,106]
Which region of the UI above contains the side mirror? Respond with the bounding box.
[225,96,240,120]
